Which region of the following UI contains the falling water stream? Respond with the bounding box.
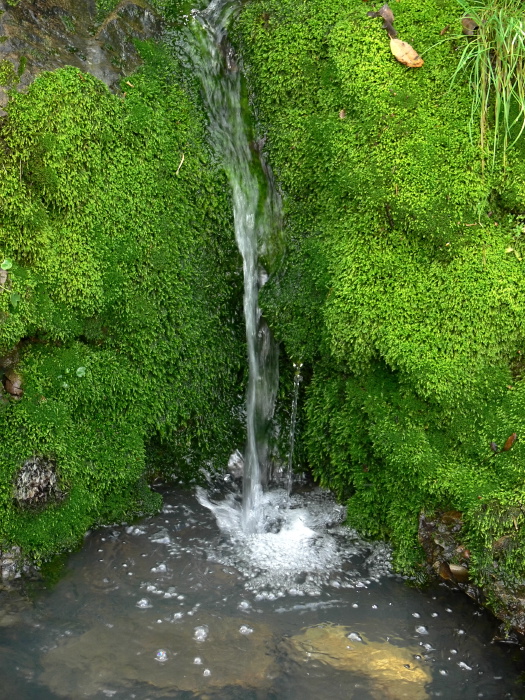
[1,2,525,698]
[177,0,280,534]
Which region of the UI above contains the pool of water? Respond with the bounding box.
[1,486,524,699]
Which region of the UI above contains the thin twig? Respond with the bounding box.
[176,153,185,176]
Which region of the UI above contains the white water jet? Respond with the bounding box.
[178,0,279,533]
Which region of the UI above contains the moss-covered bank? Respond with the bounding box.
[234,0,525,612]
[0,37,244,561]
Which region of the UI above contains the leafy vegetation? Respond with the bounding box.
[234,0,525,588]
[0,42,244,559]
[452,0,525,167]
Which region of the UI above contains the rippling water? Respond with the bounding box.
[0,486,524,699]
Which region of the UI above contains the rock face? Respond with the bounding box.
[419,510,525,639]
[0,0,163,113]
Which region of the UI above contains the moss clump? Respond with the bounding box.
[0,43,243,560]
[234,0,525,588]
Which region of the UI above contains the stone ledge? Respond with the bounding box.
[0,0,164,113]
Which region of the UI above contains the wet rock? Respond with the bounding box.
[40,613,276,696]
[14,455,64,507]
[282,623,431,699]
[448,563,469,584]
[0,546,23,582]
[0,347,20,370]
[419,509,525,638]
[0,0,164,114]
[4,368,23,398]
[440,510,462,527]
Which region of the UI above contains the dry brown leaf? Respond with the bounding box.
[367,3,397,38]
[378,3,395,25]
[462,16,479,36]
[389,38,424,68]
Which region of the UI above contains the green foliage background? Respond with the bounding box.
[233,0,525,592]
[0,40,244,559]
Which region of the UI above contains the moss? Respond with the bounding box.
[0,43,244,560]
[234,0,525,586]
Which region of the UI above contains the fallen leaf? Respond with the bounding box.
[367,3,397,38]
[502,433,517,452]
[339,109,346,119]
[462,16,479,36]
[390,38,424,68]
[440,25,450,35]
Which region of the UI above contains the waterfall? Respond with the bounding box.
[286,363,303,495]
[179,0,280,533]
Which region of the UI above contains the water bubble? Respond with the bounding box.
[415,626,429,635]
[239,625,253,635]
[194,625,209,642]
[458,661,473,671]
[352,603,359,608]
[412,613,421,618]
[194,657,202,665]
[439,669,448,676]
[203,669,211,677]
[431,612,438,618]
[371,604,378,609]
[151,563,167,573]
[347,632,363,642]
[155,649,168,663]
[457,629,466,635]
[136,598,151,609]
[450,649,458,654]
[238,600,251,610]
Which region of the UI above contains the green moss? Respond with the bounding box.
[234,0,525,587]
[0,43,244,560]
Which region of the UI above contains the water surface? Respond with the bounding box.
[1,486,524,699]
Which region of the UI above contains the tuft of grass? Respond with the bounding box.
[453,0,525,168]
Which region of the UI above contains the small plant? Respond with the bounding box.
[452,0,525,167]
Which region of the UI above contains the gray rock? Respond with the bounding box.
[0,0,164,114]
[14,455,64,506]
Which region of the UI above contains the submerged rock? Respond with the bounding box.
[40,613,276,696]
[283,623,431,699]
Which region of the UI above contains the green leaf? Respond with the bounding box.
[76,366,86,377]
[1,259,13,270]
